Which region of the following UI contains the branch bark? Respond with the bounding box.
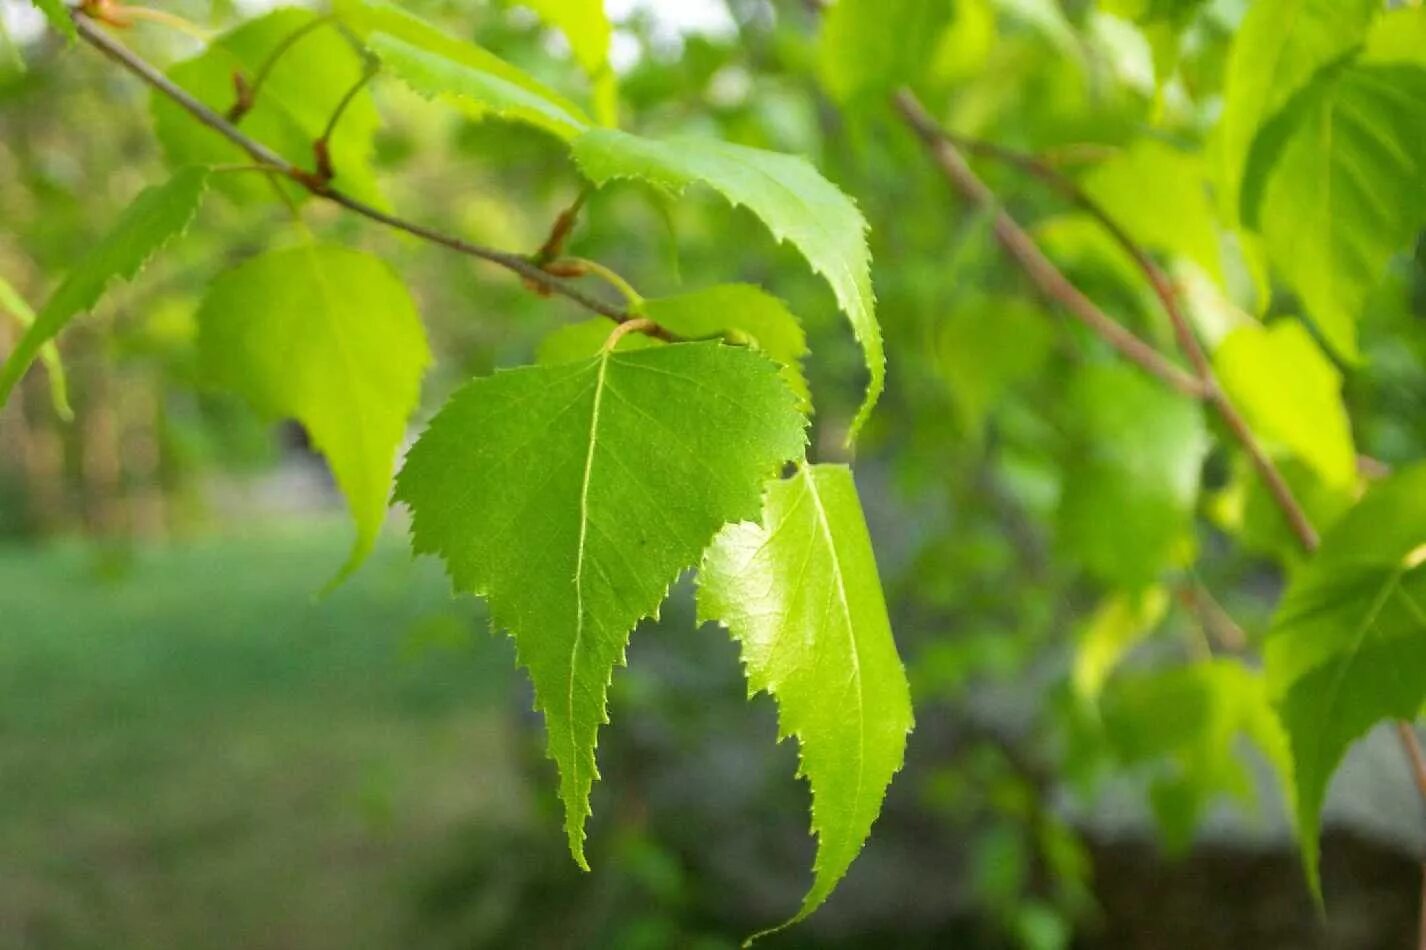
[894,85,1426,907]
[72,12,652,331]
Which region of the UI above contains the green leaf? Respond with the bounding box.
[0,273,70,421]
[1071,587,1169,703]
[335,0,592,139]
[152,9,383,206]
[536,318,659,364]
[0,167,208,410]
[1242,63,1426,361]
[29,0,75,43]
[571,128,882,440]
[697,464,913,934]
[935,295,1054,438]
[395,343,807,868]
[1079,138,1223,284]
[816,0,954,103]
[1100,659,1291,854]
[1057,364,1208,590]
[1217,0,1378,219]
[1364,6,1426,66]
[1264,464,1426,898]
[514,0,616,124]
[366,32,590,141]
[196,244,430,583]
[643,284,810,412]
[1213,319,1355,489]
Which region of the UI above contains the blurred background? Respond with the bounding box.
[2,0,1426,947]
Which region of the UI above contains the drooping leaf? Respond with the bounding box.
[643,284,810,411]
[1071,586,1169,703]
[1057,364,1208,589]
[1216,0,1378,219]
[1100,659,1291,853]
[1079,138,1223,284]
[697,464,913,934]
[152,9,383,205]
[1240,63,1426,361]
[0,167,208,409]
[816,0,954,103]
[1213,319,1355,490]
[1264,464,1426,897]
[196,244,430,582]
[367,32,590,141]
[571,128,882,440]
[395,343,807,868]
[513,0,616,124]
[0,273,70,420]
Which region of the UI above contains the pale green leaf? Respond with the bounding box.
[1364,6,1426,66]
[395,343,807,868]
[367,32,590,141]
[152,9,383,205]
[1213,319,1355,489]
[1217,0,1378,220]
[1072,587,1169,703]
[1265,464,1426,898]
[514,0,616,124]
[571,128,882,440]
[1057,364,1208,589]
[697,464,913,934]
[1242,64,1426,361]
[0,274,70,421]
[643,284,810,412]
[196,244,430,582]
[334,0,593,139]
[29,0,75,42]
[0,167,208,409]
[1080,138,1223,284]
[1101,659,1291,853]
[816,0,954,103]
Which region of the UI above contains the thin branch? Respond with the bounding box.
[73,13,650,329]
[229,13,332,121]
[894,88,1426,888]
[313,63,379,183]
[892,90,1207,400]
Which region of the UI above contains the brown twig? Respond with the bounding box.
[894,85,1426,910]
[72,12,660,333]
[892,90,1206,400]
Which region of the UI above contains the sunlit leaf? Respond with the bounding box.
[572,128,882,440]
[395,342,807,868]
[196,243,430,582]
[0,273,70,420]
[816,0,954,103]
[698,464,913,935]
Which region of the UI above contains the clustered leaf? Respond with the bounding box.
[152,9,384,206]
[1265,465,1426,899]
[698,464,914,934]
[0,166,209,409]
[572,129,883,440]
[196,243,430,583]
[395,342,808,867]
[1241,63,1426,361]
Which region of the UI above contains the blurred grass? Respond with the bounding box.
[0,521,526,950]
